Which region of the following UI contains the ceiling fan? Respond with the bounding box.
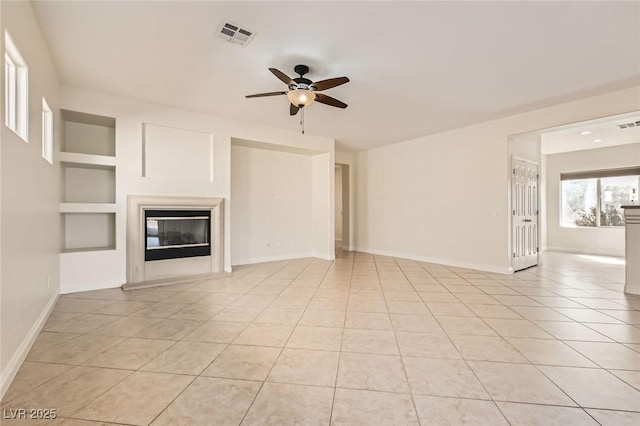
[246,65,349,116]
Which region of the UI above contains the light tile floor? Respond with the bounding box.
[3,251,640,425]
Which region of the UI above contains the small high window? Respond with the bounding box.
[4,31,28,141]
[42,97,53,163]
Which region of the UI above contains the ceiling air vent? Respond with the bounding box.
[618,120,640,129]
[217,21,256,47]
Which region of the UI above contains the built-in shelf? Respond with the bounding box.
[60,203,117,213]
[61,247,117,254]
[60,152,116,167]
[61,163,115,204]
[60,110,117,254]
[62,110,116,156]
[61,212,116,253]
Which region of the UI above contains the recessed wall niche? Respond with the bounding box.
[142,123,214,181]
[62,110,115,156]
[60,109,117,253]
[61,164,115,203]
[62,213,116,252]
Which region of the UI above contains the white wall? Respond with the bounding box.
[545,143,640,257]
[340,165,350,249]
[312,153,334,259]
[540,154,548,252]
[336,150,355,250]
[59,86,334,292]
[335,166,343,242]
[356,86,640,273]
[230,144,314,264]
[1,1,60,398]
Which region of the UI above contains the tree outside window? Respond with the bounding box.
[561,174,638,227]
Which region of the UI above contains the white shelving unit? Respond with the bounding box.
[60,110,117,253]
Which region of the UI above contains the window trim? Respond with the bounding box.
[561,166,640,181]
[42,97,53,164]
[560,171,640,229]
[5,53,16,130]
[4,31,28,142]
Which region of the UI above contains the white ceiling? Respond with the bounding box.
[541,112,640,155]
[31,1,640,151]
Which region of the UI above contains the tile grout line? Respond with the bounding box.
[329,251,355,425]
[381,255,423,425]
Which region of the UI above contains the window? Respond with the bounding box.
[42,97,53,163]
[561,168,639,227]
[4,31,28,141]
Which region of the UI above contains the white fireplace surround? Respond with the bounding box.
[126,195,224,285]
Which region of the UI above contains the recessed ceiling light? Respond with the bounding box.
[593,139,604,143]
[580,131,592,135]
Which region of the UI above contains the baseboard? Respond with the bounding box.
[0,292,59,400]
[312,252,334,261]
[122,271,233,291]
[232,252,317,266]
[61,279,124,295]
[545,247,624,258]
[353,246,512,274]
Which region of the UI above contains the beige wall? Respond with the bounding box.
[356,86,640,273]
[1,1,61,397]
[230,144,314,264]
[545,143,640,257]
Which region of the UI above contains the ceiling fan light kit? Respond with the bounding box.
[287,89,315,107]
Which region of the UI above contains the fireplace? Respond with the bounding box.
[126,195,224,286]
[145,210,211,261]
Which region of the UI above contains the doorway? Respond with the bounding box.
[512,157,539,271]
[335,164,350,253]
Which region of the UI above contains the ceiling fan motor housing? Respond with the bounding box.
[292,65,313,90]
[294,64,310,76]
[292,80,312,90]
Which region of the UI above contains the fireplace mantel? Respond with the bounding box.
[126,195,224,286]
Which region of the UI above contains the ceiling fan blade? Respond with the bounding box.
[269,68,294,86]
[246,91,287,98]
[311,76,350,91]
[290,104,300,116]
[315,93,348,109]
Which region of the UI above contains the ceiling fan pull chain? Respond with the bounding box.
[301,107,305,135]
